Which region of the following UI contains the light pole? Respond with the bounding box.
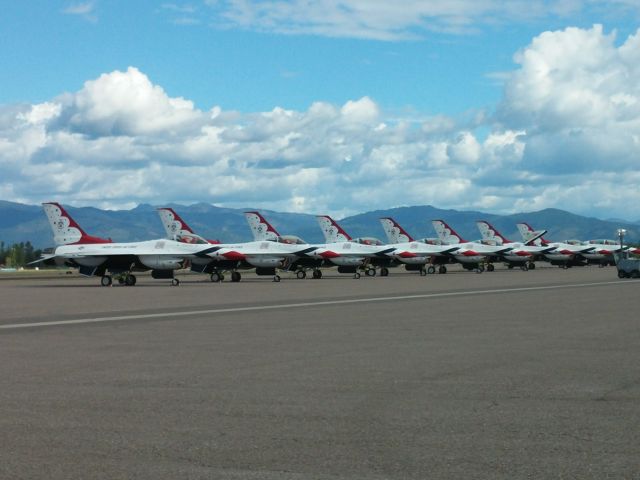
[617,228,627,259]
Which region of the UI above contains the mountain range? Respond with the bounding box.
[1,200,638,249]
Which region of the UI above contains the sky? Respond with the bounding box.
[1,1,640,220]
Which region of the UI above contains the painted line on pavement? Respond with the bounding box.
[1,280,635,331]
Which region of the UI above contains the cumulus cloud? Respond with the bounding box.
[55,67,204,137]
[498,24,640,176]
[2,24,640,220]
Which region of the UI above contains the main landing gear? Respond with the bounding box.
[101,273,138,287]
[99,273,178,286]
[312,269,323,279]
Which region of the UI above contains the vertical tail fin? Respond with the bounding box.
[316,215,351,243]
[379,217,414,243]
[431,219,466,244]
[157,208,210,244]
[157,207,195,240]
[42,202,112,245]
[476,220,511,245]
[516,222,549,246]
[244,211,280,241]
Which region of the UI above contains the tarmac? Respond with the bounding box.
[1,265,639,479]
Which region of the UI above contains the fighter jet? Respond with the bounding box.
[157,207,319,282]
[431,219,513,273]
[476,220,555,270]
[378,217,459,275]
[244,211,394,279]
[314,215,396,278]
[516,223,595,268]
[37,202,212,286]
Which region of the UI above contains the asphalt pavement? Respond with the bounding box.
[1,265,639,479]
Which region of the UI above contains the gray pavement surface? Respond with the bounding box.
[1,265,639,479]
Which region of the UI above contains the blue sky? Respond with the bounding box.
[1,1,640,220]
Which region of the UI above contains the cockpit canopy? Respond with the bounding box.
[176,233,210,245]
[420,237,445,245]
[354,237,385,246]
[276,235,307,245]
[587,239,618,245]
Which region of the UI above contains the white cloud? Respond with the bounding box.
[498,24,640,177]
[202,0,632,40]
[2,27,640,221]
[62,1,98,22]
[58,67,204,137]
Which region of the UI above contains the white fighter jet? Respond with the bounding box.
[244,211,395,279]
[378,217,459,275]
[314,215,397,279]
[38,202,213,286]
[244,211,334,279]
[157,207,321,282]
[476,220,555,270]
[431,219,513,273]
[516,222,596,268]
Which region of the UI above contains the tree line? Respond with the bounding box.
[0,241,43,268]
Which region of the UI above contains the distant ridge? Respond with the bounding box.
[0,201,637,248]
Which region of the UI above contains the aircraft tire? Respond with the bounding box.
[312,270,322,279]
[427,266,436,274]
[618,270,627,279]
[487,264,495,272]
[101,275,112,287]
[380,267,389,277]
[296,270,306,279]
[231,271,241,282]
[125,274,136,286]
[354,272,361,279]
[528,262,536,270]
[210,272,222,282]
[521,265,529,271]
[438,265,447,274]
[171,278,180,286]
[273,275,281,282]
